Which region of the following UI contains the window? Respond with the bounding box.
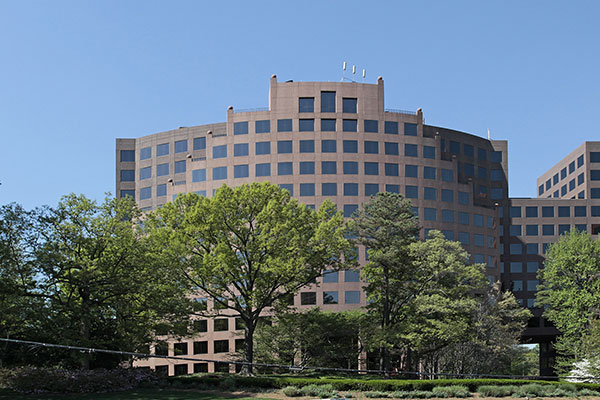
[576,224,587,232]
[423,146,435,159]
[526,225,538,236]
[579,190,585,198]
[542,224,555,235]
[558,224,571,235]
[384,163,399,177]
[489,169,503,181]
[299,97,314,112]
[193,341,208,354]
[234,121,248,135]
[578,173,585,185]
[300,183,315,196]
[364,162,379,175]
[157,184,166,197]
[509,225,522,236]
[575,206,586,217]
[449,141,460,154]
[561,185,567,196]
[404,123,417,136]
[343,140,358,153]
[569,161,575,174]
[345,269,360,282]
[214,318,229,331]
[405,144,418,157]
[424,167,436,180]
[234,143,249,157]
[192,169,206,182]
[139,167,151,180]
[384,142,398,155]
[593,188,600,198]
[344,204,358,217]
[591,170,600,181]
[364,141,379,154]
[441,169,453,182]
[255,142,270,155]
[406,185,418,199]
[474,234,484,247]
[463,163,475,176]
[384,121,398,134]
[478,147,487,161]
[558,206,570,217]
[300,161,315,175]
[157,143,169,157]
[458,191,469,205]
[213,166,227,180]
[593,206,600,216]
[322,183,337,196]
[364,120,378,133]
[321,92,336,112]
[441,189,453,203]
[386,184,400,193]
[458,232,469,245]
[299,119,314,132]
[255,163,270,177]
[277,140,292,154]
[140,147,151,160]
[510,262,523,273]
[561,167,567,179]
[553,174,559,185]
[443,231,454,240]
[277,119,292,132]
[140,187,152,200]
[343,161,358,174]
[474,214,484,227]
[578,154,584,167]
[321,161,337,174]
[345,291,360,304]
[527,280,539,292]
[527,262,539,273]
[365,183,379,196]
[118,149,134,163]
[157,163,169,177]
[442,209,454,223]
[300,292,316,305]
[546,179,551,191]
[279,184,293,195]
[322,270,338,283]
[405,165,418,178]
[234,164,249,178]
[341,97,357,113]
[321,119,336,131]
[490,188,504,200]
[510,207,521,218]
[539,185,544,195]
[323,291,338,305]
[343,119,357,132]
[526,206,538,217]
[424,187,436,200]
[511,280,523,292]
[213,145,227,159]
[174,160,186,174]
[527,243,538,255]
[193,137,206,151]
[542,206,554,217]
[490,151,502,163]
[458,212,469,225]
[175,140,187,153]
[299,140,315,153]
[214,340,229,353]
[424,208,437,221]
[344,183,358,196]
[478,166,487,179]
[255,120,270,133]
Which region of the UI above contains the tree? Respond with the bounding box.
[147,182,351,375]
[1,194,192,369]
[536,229,600,375]
[350,192,420,373]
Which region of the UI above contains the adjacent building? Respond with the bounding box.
[116,75,600,376]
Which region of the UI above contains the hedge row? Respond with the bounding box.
[168,374,600,392]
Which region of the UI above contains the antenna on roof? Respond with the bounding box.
[362,69,366,82]
[341,61,347,82]
[352,65,356,82]
[488,128,491,140]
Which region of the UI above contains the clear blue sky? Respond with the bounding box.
[1,1,599,209]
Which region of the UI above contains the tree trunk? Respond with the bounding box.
[241,322,255,375]
[79,287,91,369]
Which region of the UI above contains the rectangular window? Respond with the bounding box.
[458,191,469,205]
[441,189,453,203]
[174,160,186,174]
[424,208,437,221]
[321,118,336,132]
[193,137,206,151]
[140,187,152,200]
[384,142,399,155]
[277,119,292,132]
[364,120,378,133]
[345,269,360,282]
[255,141,270,155]
[321,161,337,174]
[342,97,357,113]
[578,172,585,185]
[490,169,503,181]
[278,162,293,176]
[424,166,436,180]
[234,121,248,135]
[299,97,314,113]
[300,292,316,305]
[192,169,206,182]
[449,141,460,154]
[526,224,538,236]
[157,163,169,177]
[213,166,227,180]
[404,123,417,136]
[343,140,358,153]
[510,224,522,236]
[384,121,398,134]
[511,280,523,292]
[175,140,187,153]
[424,187,436,200]
[561,167,567,179]
[386,184,399,193]
[279,184,293,196]
[364,162,379,175]
[569,161,575,174]
[525,206,538,217]
[478,166,487,179]
[592,188,600,198]
[344,204,358,216]
[299,119,314,132]
[441,169,453,182]
[463,163,475,176]
[139,167,151,180]
[542,206,554,217]
[323,291,338,305]
[321,139,336,153]
[345,291,360,304]
[527,243,538,255]
[553,173,559,185]
[405,165,418,178]
[558,224,570,235]
[255,163,271,177]
[157,184,166,197]
[299,140,315,153]
[474,234,484,247]
[579,190,585,198]
[300,161,315,175]
[442,209,454,223]
[343,161,358,175]
[157,143,169,157]
[539,185,544,195]
[365,183,379,196]
[458,212,470,225]
[405,144,418,157]
[213,145,227,159]
[578,154,584,167]
[214,318,229,331]
[510,262,523,273]
[234,164,249,178]
[490,188,504,200]
[458,232,469,245]
[574,206,586,217]
[343,119,357,132]
[385,163,399,176]
[478,147,487,161]
[423,145,435,159]
[473,214,484,227]
[542,224,555,235]
[140,147,152,160]
[364,141,379,154]
[558,206,570,217]
[464,144,474,157]
[561,184,567,196]
[193,341,208,354]
[527,262,539,273]
[234,143,249,156]
[300,183,315,196]
[322,270,338,283]
[490,151,502,163]
[277,140,292,154]
[321,92,336,112]
[344,183,358,196]
[322,183,337,196]
[214,340,229,353]
[255,120,270,133]
[510,207,521,218]
[405,185,418,199]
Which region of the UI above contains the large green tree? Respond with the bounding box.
[147,182,351,375]
[536,229,600,375]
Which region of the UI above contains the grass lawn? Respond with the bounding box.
[0,388,274,400]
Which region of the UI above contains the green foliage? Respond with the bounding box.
[536,230,600,374]
[364,391,389,398]
[431,386,471,398]
[299,383,337,398]
[477,385,519,397]
[282,386,302,397]
[147,183,351,374]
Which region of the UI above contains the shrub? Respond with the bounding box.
[579,388,600,397]
[411,390,435,398]
[391,391,412,398]
[300,383,337,398]
[477,385,519,397]
[282,386,302,397]
[219,377,238,391]
[364,391,388,398]
[514,383,549,397]
[546,387,574,397]
[432,385,471,398]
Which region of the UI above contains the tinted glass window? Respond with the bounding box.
[449,141,460,154]
[542,206,554,217]
[234,164,249,178]
[404,123,417,136]
[464,144,474,157]
[405,144,417,157]
[255,142,270,155]
[299,97,314,112]
[277,140,292,154]
[406,185,418,199]
[174,160,186,174]
[192,169,206,182]
[344,183,358,196]
[321,92,336,112]
[255,163,271,177]
[478,147,487,161]
[491,170,503,181]
[424,167,436,180]
[277,119,292,132]
[458,191,469,205]
[441,189,453,203]
[578,173,585,185]
[558,206,570,217]
[140,187,151,200]
[300,161,315,175]
[424,187,436,200]
[321,119,336,131]
[386,184,400,193]
[424,208,436,221]
[365,184,379,196]
[120,150,135,162]
[364,141,379,154]
[234,121,248,135]
[405,165,418,177]
[343,161,358,174]
[321,139,336,153]
[140,147,152,160]
[234,143,249,157]
[526,206,538,217]
[299,140,314,153]
[300,183,315,196]
[278,162,293,175]
[175,140,187,153]
[342,98,357,113]
[490,151,502,163]
[279,184,293,196]
[364,162,379,175]
[343,140,358,153]
[157,184,166,197]
[140,167,152,180]
[121,170,135,182]
[574,206,586,217]
[157,143,169,157]
[441,169,453,182]
[385,163,399,176]
[322,161,337,174]
[343,119,357,132]
[255,120,270,133]
[299,119,314,132]
[156,163,169,177]
[578,154,584,167]
[384,121,398,134]
[423,146,435,159]
[364,120,378,132]
[385,142,398,155]
[213,166,227,180]
[193,137,206,150]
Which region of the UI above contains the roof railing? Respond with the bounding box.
[384,108,417,115]
[233,107,269,113]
